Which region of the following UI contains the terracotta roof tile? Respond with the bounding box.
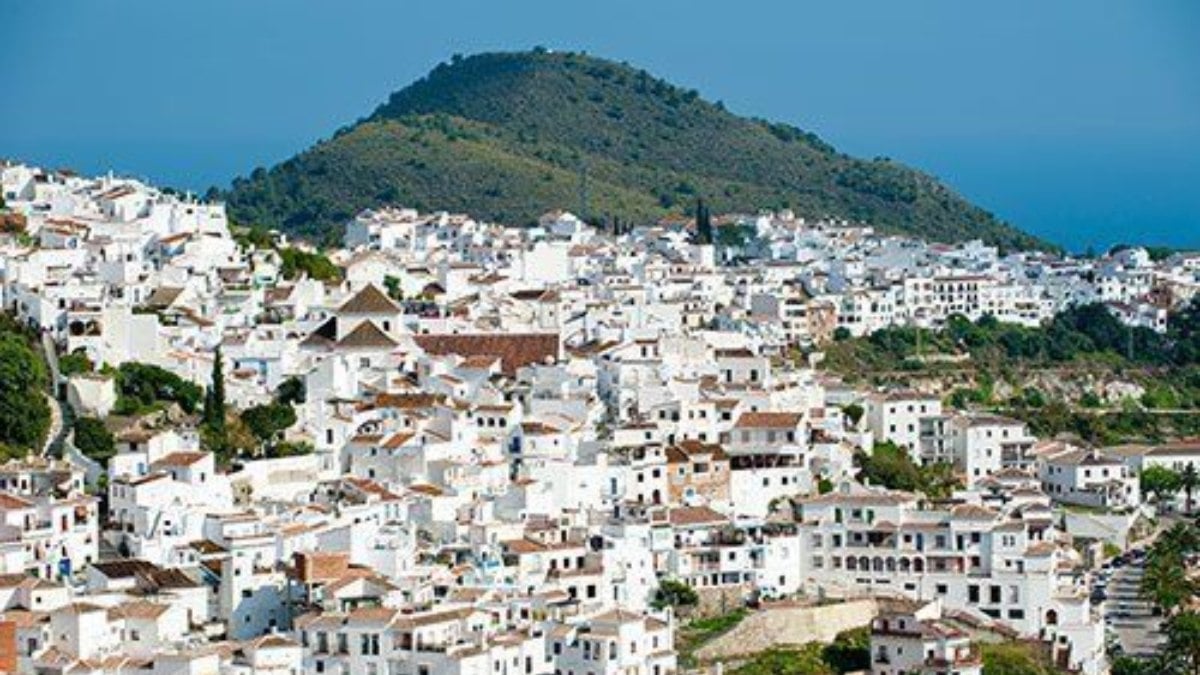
[338,284,400,314]
[413,333,559,375]
[734,411,803,429]
[336,321,398,350]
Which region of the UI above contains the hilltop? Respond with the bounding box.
[224,50,1045,250]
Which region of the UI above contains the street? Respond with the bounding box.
[1102,556,1165,659]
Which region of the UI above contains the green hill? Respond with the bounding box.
[224,50,1045,250]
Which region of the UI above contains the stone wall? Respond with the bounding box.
[692,585,752,618]
[693,599,878,663]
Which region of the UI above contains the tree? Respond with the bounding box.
[842,403,865,428]
[72,417,115,466]
[203,348,227,451]
[240,403,297,445]
[276,376,306,406]
[1141,526,1200,616]
[1142,552,1195,614]
[58,351,93,377]
[1166,611,1200,675]
[918,462,961,500]
[857,443,921,492]
[651,578,698,610]
[821,627,870,673]
[383,275,404,301]
[0,332,51,451]
[278,247,340,282]
[1182,463,1200,514]
[114,362,202,414]
[1161,523,1200,554]
[1142,465,1184,505]
[856,442,960,499]
[694,197,713,246]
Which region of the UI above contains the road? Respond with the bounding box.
[1103,559,1165,658]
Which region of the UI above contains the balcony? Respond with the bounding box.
[925,646,982,668]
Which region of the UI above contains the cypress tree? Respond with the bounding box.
[695,197,713,245]
[204,347,227,449]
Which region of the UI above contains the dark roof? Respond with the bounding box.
[90,559,161,579]
[666,440,728,462]
[144,286,184,309]
[142,567,201,590]
[300,317,339,350]
[413,333,559,375]
[338,284,400,315]
[336,321,398,350]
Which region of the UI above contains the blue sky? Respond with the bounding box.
[2,1,1198,251]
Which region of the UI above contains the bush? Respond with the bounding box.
[73,417,115,466]
[856,442,959,498]
[276,376,306,405]
[822,627,870,673]
[59,351,93,376]
[651,578,698,610]
[979,642,1058,674]
[278,247,340,282]
[240,403,297,443]
[731,645,834,675]
[271,440,314,458]
[114,363,202,414]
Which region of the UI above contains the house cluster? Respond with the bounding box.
[1,162,1195,673]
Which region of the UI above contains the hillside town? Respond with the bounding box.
[1,160,1199,674]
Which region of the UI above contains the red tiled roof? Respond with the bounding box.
[667,506,728,527]
[733,412,803,429]
[413,333,559,375]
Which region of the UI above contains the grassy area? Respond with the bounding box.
[682,620,870,674]
[729,645,834,675]
[979,641,1057,674]
[676,609,747,667]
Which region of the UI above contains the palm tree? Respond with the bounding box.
[1166,611,1200,675]
[1142,552,1195,615]
[1183,463,1199,515]
[1160,523,1200,557]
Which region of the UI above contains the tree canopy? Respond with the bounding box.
[651,578,698,611]
[113,362,202,415]
[855,442,960,499]
[0,329,51,456]
[240,402,297,445]
[73,417,115,466]
[1142,465,1184,503]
